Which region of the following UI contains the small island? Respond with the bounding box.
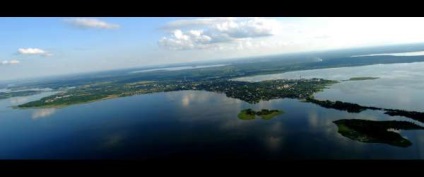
[238,109,283,120]
[334,119,424,147]
[238,109,256,120]
[345,77,379,81]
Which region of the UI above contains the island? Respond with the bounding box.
[238,109,256,120]
[238,109,283,120]
[256,109,284,120]
[344,77,379,81]
[334,119,424,147]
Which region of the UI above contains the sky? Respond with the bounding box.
[1,17,424,81]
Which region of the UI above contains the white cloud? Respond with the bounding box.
[159,17,283,50]
[18,48,52,56]
[1,60,20,65]
[9,60,20,64]
[159,30,214,50]
[214,17,281,38]
[66,18,120,29]
[161,17,237,30]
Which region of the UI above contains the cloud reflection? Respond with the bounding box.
[102,134,124,148]
[266,136,283,150]
[9,97,28,105]
[182,95,190,106]
[32,108,56,120]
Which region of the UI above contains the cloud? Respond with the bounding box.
[66,18,120,29]
[214,18,281,38]
[159,30,214,50]
[1,60,20,65]
[158,18,283,50]
[161,17,238,30]
[18,48,52,57]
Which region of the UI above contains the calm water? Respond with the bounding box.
[352,50,424,57]
[1,89,423,159]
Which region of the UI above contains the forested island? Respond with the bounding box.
[238,109,283,120]
[334,119,424,147]
[345,77,379,81]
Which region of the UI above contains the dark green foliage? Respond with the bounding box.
[18,78,336,108]
[306,98,379,113]
[346,77,379,81]
[384,109,424,123]
[237,109,283,120]
[334,119,424,147]
[306,98,424,123]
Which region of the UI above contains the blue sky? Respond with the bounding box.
[1,17,424,81]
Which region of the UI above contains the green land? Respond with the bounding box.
[238,109,283,120]
[238,109,256,120]
[346,77,379,81]
[305,97,424,123]
[15,50,424,109]
[334,119,424,147]
[17,79,337,108]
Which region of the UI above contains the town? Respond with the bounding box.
[17,78,337,108]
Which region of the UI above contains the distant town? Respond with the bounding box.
[17,78,337,108]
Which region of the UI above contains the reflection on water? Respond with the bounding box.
[182,95,190,106]
[102,133,125,148]
[266,136,283,150]
[9,97,28,105]
[32,108,56,120]
[0,90,424,159]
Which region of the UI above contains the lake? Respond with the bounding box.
[1,88,423,159]
[234,62,424,112]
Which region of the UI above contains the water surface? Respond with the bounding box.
[235,62,424,112]
[0,90,423,159]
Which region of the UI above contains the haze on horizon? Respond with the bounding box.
[1,17,424,81]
